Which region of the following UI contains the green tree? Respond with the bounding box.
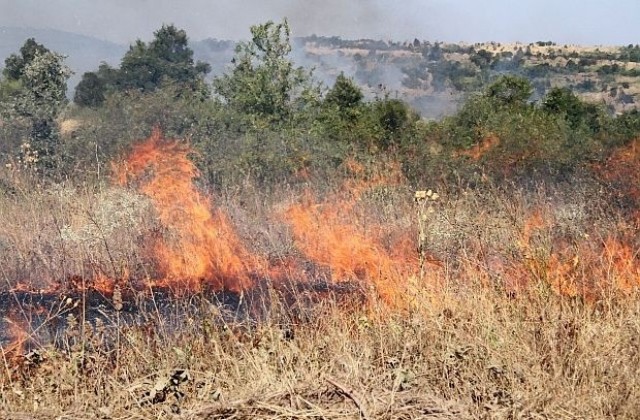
[470,49,493,70]
[74,25,210,106]
[73,71,106,107]
[0,42,71,172]
[369,95,417,150]
[73,63,120,107]
[485,75,533,107]
[324,72,363,121]
[543,87,604,132]
[3,38,50,81]
[213,19,318,123]
[119,24,210,92]
[20,50,71,170]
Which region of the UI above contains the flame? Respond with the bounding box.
[511,207,639,298]
[2,313,30,359]
[113,128,258,292]
[282,159,418,309]
[602,238,640,293]
[284,198,413,308]
[456,134,500,161]
[341,157,404,197]
[596,138,640,225]
[4,128,640,363]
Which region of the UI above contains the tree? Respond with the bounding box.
[470,49,493,70]
[74,25,210,106]
[324,72,363,121]
[73,72,105,107]
[0,40,71,172]
[119,24,210,92]
[213,19,318,123]
[73,63,120,107]
[370,94,417,150]
[3,38,50,81]
[20,50,71,170]
[543,87,603,132]
[485,75,533,107]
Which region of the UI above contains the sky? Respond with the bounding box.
[0,0,638,46]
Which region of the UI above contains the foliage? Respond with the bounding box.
[119,25,210,92]
[323,72,364,120]
[372,96,417,150]
[542,87,605,132]
[429,60,479,92]
[470,49,494,70]
[73,25,210,107]
[73,71,106,108]
[212,19,319,125]
[2,38,50,81]
[485,75,533,107]
[2,22,640,190]
[0,39,71,173]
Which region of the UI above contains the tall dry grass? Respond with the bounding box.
[0,169,639,419]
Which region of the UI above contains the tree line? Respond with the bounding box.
[0,20,639,189]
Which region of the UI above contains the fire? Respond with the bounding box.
[9,125,640,368]
[282,160,418,309]
[107,129,414,303]
[113,128,259,292]
[596,138,640,226]
[512,208,640,298]
[602,238,640,293]
[456,134,500,161]
[4,127,639,364]
[342,157,404,197]
[284,198,414,308]
[2,313,30,359]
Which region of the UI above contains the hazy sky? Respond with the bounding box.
[0,0,638,45]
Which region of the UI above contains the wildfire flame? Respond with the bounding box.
[284,197,414,308]
[283,160,418,309]
[514,209,639,299]
[113,128,258,292]
[456,134,500,161]
[4,128,640,363]
[110,129,415,305]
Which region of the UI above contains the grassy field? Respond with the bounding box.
[0,131,639,419]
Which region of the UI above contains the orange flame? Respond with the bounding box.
[512,208,640,299]
[456,134,500,161]
[341,157,404,197]
[596,138,640,226]
[602,238,640,293]
[284,198,413,308]
[113,128,258,292]
[3,313,30,359]
[283,159,417,309]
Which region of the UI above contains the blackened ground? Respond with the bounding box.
[0,275,366,352]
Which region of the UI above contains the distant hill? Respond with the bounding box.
[291,36,640,116]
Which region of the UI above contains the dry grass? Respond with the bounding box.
[3,288,640,419]
[0,169,639,419]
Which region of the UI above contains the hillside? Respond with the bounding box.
[294,36,640,117]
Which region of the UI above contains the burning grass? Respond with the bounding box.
[0,130,639,418]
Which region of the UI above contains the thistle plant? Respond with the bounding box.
[414,190,439,280]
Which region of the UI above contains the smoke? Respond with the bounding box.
[278,0,384,39]
[2,0,639,46]
[0,0,435,45]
